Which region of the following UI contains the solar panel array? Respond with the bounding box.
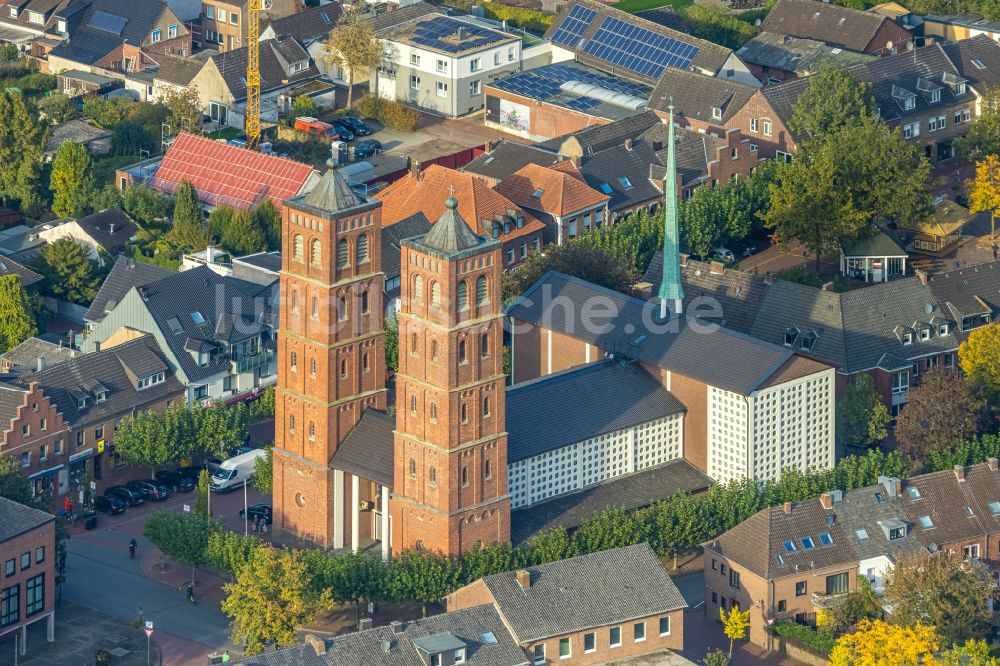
[408,17,506,53]
[550,5,597,49]
[492,63,650,114]
[583,16,700,78]
[88,10,127,35]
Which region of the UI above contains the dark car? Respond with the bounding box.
[239,503,273,525]
[94,495,126,515]
[174,466,204,484]
[105,485,145,507]
[126,479,170,501]
[354,139,382,159]
[155,470,196,493]
[331,120,355,141]
[339,116,373,136]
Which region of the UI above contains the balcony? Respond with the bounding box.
[232,350,274,374]
[811,591,849,609]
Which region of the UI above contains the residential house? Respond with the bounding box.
[148,51,214,101]
[0,339,75,379]
[493,163,609,245]
[0,0,77,53]
[925,12,1000,44]
[260,3,343,78]
[119,132,321,211]
[903,197,974,255]
[759,0,913,55]
[0,256,42,288]
[647,68,758,136]
[83,265,277,403]
[43,119,113,160]
[84,254,174,329]
[840,229,909,282]
[736,32,874,85]
[5,335,185,494]
[200,0,298,52]
[925,259,1000,341]
[942,34,1000,103]
[374,164,546,268]
[0,497,55,656]
[448,544,687,665]
[30,209,137,265]
[53,70,121,101]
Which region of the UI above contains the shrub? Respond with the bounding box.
[771,619,836,654]
[356,94,419,132]
[684,5,758,50]
[481,1,554,32]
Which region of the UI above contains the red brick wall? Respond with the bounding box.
[728,90,796,160]
[485,88,612,141]
[867,21,913,55]
[660,368,708,473]
[522,612,684,665]
[0,519,56,638]
[0,384,68,488]
[708,129,760,185]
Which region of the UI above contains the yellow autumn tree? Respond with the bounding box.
[720,606,751,659]
[960,322,1000,396]
[968,154,1000,240]
[829,619,938,666]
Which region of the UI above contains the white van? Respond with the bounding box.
[210,449,266,493]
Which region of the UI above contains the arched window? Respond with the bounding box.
[411,332,418,355]
[290,351,297,370]
[460,402,468,423]
[457,281,468,310]
[458,339,467,364]
[310,295,318,320]
[310,238,321,267]
[429,467,437,487]
[430,281,441,308]
[476,275,488,305]
[410,395,417,415]
[482,395,490,416]
[289,415,296,433]
[340,358,347,378]
[481,333,490,358]
[361,289,369,314]
[484,459,492,480]
[356,234,369,264]
[409,459,416,479]
[414,275,424,303]
[308,421,315,441]
[338,297,347,322]
[430,403,437,422]
[461,466,468,487]
[431,340,438,363]
[310,358,317,377]
[293,235,304,262]
[363,352,370,372]
[337,238,349,268]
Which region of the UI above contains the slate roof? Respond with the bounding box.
[760,0,891,53]
[152,53,209,87]
[483,543,687,643]
[506,361,685,463]
[899,462,1000,552]
[44,118,113,156]
[836,482,927,563]
[0,381,28,428]
[750,280,847,368]
[381,212,431,281]
[331,409,394,489]
[12,335,182,429]
[150,132,318,210]
[544,0,733,79]
[0,496,54,543]
[234,251,282,275]
[75,208,138,254]
[511,459,711,544]
[209,37,318,101]
[841,228,907,257]
[942,34,1000,93]
[736,31,874,75]
[493,163,609,217]
[0,0,73,35]
[85,254,174,324]
[264,3,341,44]
[648,68,757,125]
[231,604,529,666]
[506,272,823,394]
[48,0,183,66]
[572,140,663,212]
[634,6,688,32]
[926,259,1000,325]
[539,111,663,156]
[463,141,562,182]
[0,254,42,288]
[645,123,733,189]
[1,338,75,377]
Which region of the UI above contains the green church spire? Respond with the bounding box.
[658,105,684,318]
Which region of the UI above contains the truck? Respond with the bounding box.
[293,116,340,140]
[210,448,267,493]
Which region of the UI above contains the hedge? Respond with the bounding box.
[771,619,836,654]
[357,94,419,132]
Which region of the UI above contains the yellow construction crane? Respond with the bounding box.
[245,0,269,148]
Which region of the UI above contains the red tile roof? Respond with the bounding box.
[494,163,609,217]
[149,132,318,210]
[375,164,545,243]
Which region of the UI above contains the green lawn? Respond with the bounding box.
[612,0,692,14]
[205,126,242,140]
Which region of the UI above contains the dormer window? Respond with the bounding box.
[902,332,913,345]
[95,390,107,404]
[138,371,166,390]
[799,330,817,351]
[9,8,17,18]
[57,18,65,32]
[783,327,799,347]
[919,327,930,341]
[712,106,722,120]
[904,96,915,110]
[939,322,949,335]
[78,397,87,409]
[929,89,940,103]
[167,317,183,334]
[27,10,42,24]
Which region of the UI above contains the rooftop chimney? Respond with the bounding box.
[36,356,45,372]
[109,222,115,235]
[304,635,326,656]
[680,253,689,267]
[457,26,467,40]
[206,245,215,263]
[954,464,966,482]
[819,492,833,510]
[709,261,725,275]
[359,617,373,631]
[879,475,901,497]
[989,457,998,472]
[515,569,532,589]
[915,269,928,285]
[782,501,792,514]
[624,138,633,151]
[821,281,834,292]
[390,620,405,634]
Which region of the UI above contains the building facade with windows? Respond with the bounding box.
[0,498,56,657]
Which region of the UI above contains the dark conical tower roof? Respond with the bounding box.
[301,158,365,212]
[421,195,482,252]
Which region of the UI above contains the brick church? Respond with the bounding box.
[272,113,838,556]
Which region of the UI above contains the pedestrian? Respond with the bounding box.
[259,521,267,540]
[221,651,230,663]
[993,242,998,260]
[251,514,259,535]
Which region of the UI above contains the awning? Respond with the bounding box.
[0,26,36,43]
[69,449,94,463]
[28,464,64,479]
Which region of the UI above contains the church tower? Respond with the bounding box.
[272,163,387,548]
[658,105,685,318]
[392,196,510,555]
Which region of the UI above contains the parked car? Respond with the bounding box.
[94,495,126,515]
[239,503,273,525]
[174,466,204,485]
[126,479,170,501]
[331,120,355,141]
[105,485,145,507]
[211,449,266,493]
[155,470,196,493]
[354,139,382,159]
[710,246,735,263]
[339,116,373,136]
[294,116,339,140]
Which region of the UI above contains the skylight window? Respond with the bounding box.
[598,183,613,195]
[481,632,497,645]
[801,536,815,550]
[532,188,543,198]
[776,554,785,565]
[855,529,869,540]
[907,486,920,500]
[973,58,986,69]
[782,540,796,553]
[965,506,975,517]
[167,317,183,334]
[819,532,833,546]
[875,492,885,503]
[619,176,633,190]
[990,501,1000,515]
[918,515,934,529]
[190,310,205,325]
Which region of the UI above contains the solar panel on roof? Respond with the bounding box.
[88,10,127,35]
[408,17,503,53]
[551,5,597,48]
[583,16,700,79]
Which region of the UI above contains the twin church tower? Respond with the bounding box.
[271,163,508,555]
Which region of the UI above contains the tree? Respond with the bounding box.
[143,510,219,584]
[0,275,37,353]
[289,95,317,123]
[253,447,272,494]
[220,209,266,256]
[388,551,457,616]
[956,88,1000,161]
[968,154,1000,241]
[0,92,49,207]
[37,238,101,305]
[894,368,981,460]
[162,88,203,134]
[38,93,75,124]
[124,184,172,225]
[884,553,994,646]
[9,153,45,218]
[206,530,261,579]
[325,12,384,109]
[92,183,125,212]
[501,240,632,301]
[829,576,883,633]
[829,619,938,666]
[112,121,153,156]
[959,323,1000,396]
[0,452,35,505]
[788,66,875,142]
[168,181,209,252]
[50,140,95,217]
[764,151,866,272]
[941,639,1000,666]
[113,405,197,474]
[385,313,398,373]
[720,606,750,659]
[703,649,730,666]
[221,546,333,655]
[252,199,281,251]
[836,374,891,448]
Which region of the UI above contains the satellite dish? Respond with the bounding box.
[924,303,933,314]
[929,543,938,553]
[886,41,894,50]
